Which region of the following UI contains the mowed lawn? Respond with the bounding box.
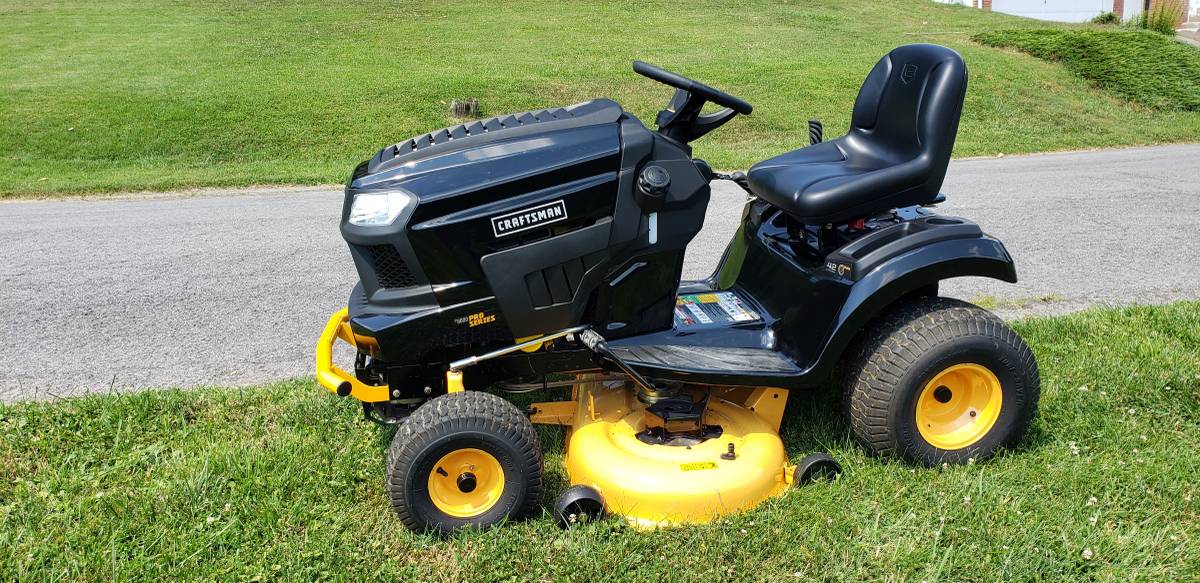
[3,0,1200,197]
[1,302,1197,581]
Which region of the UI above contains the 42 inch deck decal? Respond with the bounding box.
[491,200,568,237]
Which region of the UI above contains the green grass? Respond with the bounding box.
[3,302,1199,581]
[3,0,1200,198]
[970,293,1066,311]
[974,29,1200,111]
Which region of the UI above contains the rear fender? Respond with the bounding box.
[808,235,1017,381]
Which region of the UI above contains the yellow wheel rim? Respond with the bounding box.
[915,363,1003,450]
[427,448,505,518]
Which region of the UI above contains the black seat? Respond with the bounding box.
[747,44,968,224]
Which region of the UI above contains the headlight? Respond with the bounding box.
[348,191,413,226]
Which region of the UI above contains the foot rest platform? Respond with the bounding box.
[608,344,801,378]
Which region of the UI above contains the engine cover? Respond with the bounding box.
[341,99,711,364]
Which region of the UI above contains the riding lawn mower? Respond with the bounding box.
[316,44,1041,533]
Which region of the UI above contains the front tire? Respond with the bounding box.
[842,297,1040,465]
[385,391,543,534]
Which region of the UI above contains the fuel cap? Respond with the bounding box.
[638,165,671,197]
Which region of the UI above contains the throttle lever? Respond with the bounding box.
[712,170,753,195]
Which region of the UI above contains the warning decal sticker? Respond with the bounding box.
[674,291,761,328]
[684,302,712,324]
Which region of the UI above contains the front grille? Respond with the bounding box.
[366,245,419,288]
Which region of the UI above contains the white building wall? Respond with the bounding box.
[931,0,1196,23]
[1121,1,1142,21]
[990,0,1115,22]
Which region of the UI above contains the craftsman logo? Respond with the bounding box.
[900,63,918,85]
[491,200,568,237]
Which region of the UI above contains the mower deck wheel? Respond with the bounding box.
[553,485,606,528]
[385,391,543,534]
[793,452,842,486]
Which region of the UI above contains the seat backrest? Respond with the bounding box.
[848,44,967,197]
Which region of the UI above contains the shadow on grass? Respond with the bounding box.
[776,388,853,455]
[364,380,1052,528]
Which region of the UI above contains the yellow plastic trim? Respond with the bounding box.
[916,363,1003,450]
[744,387,789,431]
[315,309,390,403]
[427,448,505,518]
[529,400,575,425]
[513,335,546,353]
[446,370,465,393]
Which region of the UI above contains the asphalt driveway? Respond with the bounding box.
[2,144,1197,402]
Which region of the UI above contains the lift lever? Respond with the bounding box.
[577,329,657,393]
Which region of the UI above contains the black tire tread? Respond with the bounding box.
[842,296,1040,461]
[385,391,543,532]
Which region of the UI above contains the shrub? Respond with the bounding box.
[1091,11,1120,25]
[974,29,1200,111]
[1126,0,1186,35]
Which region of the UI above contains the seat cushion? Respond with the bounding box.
[746,44,967,224]
[747,139,930,224]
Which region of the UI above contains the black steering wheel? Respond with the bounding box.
[633,61,753,115]
[632,61,751,144]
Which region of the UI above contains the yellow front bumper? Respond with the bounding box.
[315,308,390,402]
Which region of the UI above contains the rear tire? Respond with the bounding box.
[842,297,1039,465]
[385,391,543,534]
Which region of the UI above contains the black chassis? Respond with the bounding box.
[334,87,1015,402]
[351,193,1015,398]
[473,198,1014,386]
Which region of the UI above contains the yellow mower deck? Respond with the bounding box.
[324,314,801,527]
[531,376,795,528]
[319,313,802,527]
